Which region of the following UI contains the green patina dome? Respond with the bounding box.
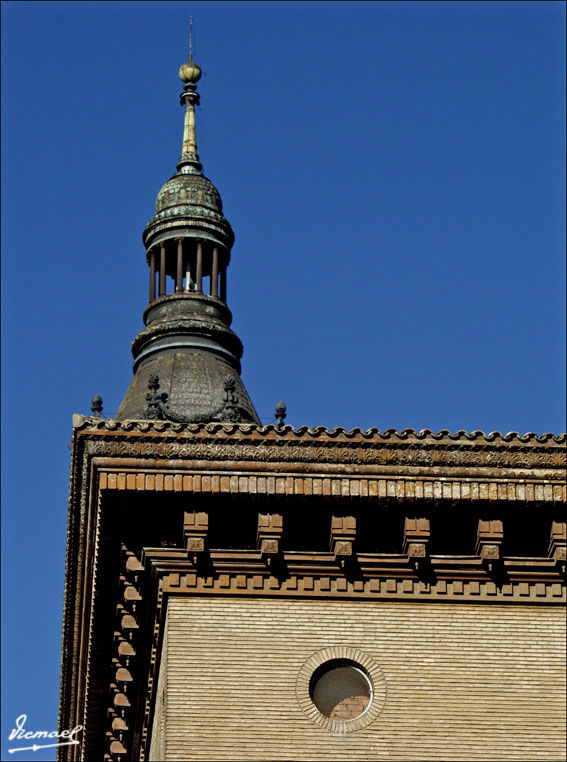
[154,173,224,216]
[142,171,234,249]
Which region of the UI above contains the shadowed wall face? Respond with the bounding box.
[149,597,566,762]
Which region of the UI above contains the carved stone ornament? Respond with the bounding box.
[142,375,257,425]
[143,375,169,420]
[335,541,353,556]
[408,543,427,558]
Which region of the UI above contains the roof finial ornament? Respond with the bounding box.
[275,401,287,429]
[91,395,103,418]
[177,19,202,174]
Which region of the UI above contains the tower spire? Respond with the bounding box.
[177,23,202,173]
[115,41,259,425]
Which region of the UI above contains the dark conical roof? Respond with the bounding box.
[116,293,259,423]
[116,350,258,424]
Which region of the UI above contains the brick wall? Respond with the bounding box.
[150,597,566,761]
[148,628,167,761]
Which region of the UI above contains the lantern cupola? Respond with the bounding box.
[116,44,259,424]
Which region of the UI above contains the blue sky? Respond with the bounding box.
[1,1,565,758]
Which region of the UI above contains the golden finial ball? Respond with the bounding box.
[179,61,202,83]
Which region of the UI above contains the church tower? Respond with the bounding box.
[59,43,566,762]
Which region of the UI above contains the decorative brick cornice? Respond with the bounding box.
[72,418,566,480]
[145,551,565,605]
[94,469,565,505]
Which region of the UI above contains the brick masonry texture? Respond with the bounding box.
[97,469,566,504]
[150,597,566,761]
[149,628,167,761]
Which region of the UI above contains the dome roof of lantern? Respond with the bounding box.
[155,172,224,216]
[142,169,234,249]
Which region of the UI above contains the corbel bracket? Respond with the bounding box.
[475,519,503,572]
[184,511,209,564]
[330,516,356,566]
[403,517,430,570]
[257,513,283,563]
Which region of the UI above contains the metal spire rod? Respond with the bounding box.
[177,23,202,172]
